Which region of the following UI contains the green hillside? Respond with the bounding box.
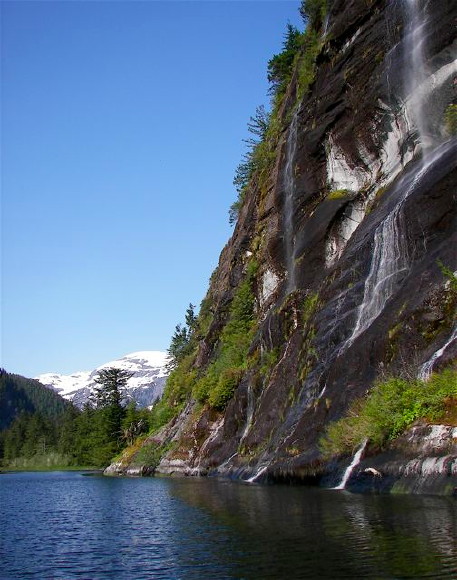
[0,369,71,430]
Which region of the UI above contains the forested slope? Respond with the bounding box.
[0,369,71,430]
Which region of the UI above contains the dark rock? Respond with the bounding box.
[110,0,457,493]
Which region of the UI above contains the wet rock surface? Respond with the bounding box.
[340,423,457,495]
[107,0,457,493]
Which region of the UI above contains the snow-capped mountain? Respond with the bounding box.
[36,351,169,408]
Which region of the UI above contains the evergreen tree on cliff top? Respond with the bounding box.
[167,303,197,370]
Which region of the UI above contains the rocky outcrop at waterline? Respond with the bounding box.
[326,423,457,496]
[106,0,457,493]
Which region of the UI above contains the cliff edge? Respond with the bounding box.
[106,0,457,494]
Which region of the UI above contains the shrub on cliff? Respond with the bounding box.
[167,303,198,371]
[300,0,328,31]
[444,104,457,135]
[193,263,257,410]
[230,105,271,225]
[320,367,457,457]
[268,23,303,97]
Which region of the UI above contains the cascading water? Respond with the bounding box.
[322,13,330,37]
[218,452,238,471]
[333,439,368,490]
[283,110,299,293]
[240,384,255,442]
[343,144,452,350]
[341,0,454,351]
[403,0,430,151]
[246,463,270,483]
[419,325,457,381]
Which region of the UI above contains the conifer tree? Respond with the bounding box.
[267,23,302,95]
[91,368,133,409]
[167,303,198,370]
[89,367,132,465]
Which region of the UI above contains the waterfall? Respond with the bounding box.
[343,144,452,351]
[246,464,269,483]
[419,325,457,381]
[283,110,299,293]
[240,384,255,442]
[403,0,430,152]
[340,0,455,352]
[218,452,238,471]
[322,13,330,37]
[333,439,368,490]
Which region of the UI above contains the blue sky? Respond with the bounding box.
[1,0,302,378]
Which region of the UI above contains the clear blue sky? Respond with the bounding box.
[1,0,302,378]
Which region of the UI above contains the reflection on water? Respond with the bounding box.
[169,478,457,579]
[0,472,456,579]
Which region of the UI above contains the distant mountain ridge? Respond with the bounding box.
[36,351,169,408]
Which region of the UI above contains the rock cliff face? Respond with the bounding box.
[328,423,457,496]
[108,0,457,491]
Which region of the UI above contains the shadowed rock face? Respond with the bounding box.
[112,0,456,488]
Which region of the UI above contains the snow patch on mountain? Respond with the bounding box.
[36,351,169,408]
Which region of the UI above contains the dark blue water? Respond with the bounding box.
[1,472,456,579]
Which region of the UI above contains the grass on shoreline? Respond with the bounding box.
[1,451,100,472]
[0,465,101,473]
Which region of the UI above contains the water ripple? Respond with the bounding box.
[1,472,456,579]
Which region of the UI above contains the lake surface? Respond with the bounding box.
[0,471,456,579]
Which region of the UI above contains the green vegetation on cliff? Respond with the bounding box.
[299,0,328,31]
[320,368,457,457]
[152,259,258,423]
[193,262,258,410]
[267,23,304,98]
[229,1,326,225]
[444,103,457,135]
[166,303,198,370]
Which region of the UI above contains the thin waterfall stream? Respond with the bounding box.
[240,384,255,442]
[418,325,457,380]
[341,0,453,352]
[246,464,270,483]
[404,0,430,150]
[283,110,299,293]
[333,439,368,490]
[343,143,453,351]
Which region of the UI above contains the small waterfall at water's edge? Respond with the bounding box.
[246,464,270,483]
[333,439,368,490]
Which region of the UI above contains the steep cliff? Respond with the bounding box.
[108,0,457,491]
